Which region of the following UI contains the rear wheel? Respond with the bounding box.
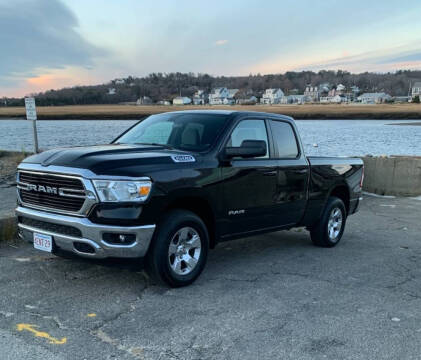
[146,210,209,287]
[310,197,346,248]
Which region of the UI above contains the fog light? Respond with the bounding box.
[103,233,136,245]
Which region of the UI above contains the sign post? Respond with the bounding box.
[25,97,39,153]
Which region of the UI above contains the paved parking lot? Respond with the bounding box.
[1,195,421,360]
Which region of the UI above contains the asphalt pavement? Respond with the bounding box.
[1,195,421,360]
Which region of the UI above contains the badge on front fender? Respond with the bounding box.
[171,155,196,163]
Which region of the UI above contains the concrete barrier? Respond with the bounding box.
[362,156,421,196]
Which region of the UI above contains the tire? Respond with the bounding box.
[146,209,209,287]
[310,196,347,248]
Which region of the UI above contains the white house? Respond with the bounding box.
[114,79,125,85]
[237,96,258,105]
[411,82,421,100]
[173,96,192,105]
[318,83,331,95]
[336,84,346,93]
[107,88,116,95]
[136,96,153,105]
[209,88,238,105]
[209,87,230,105]
[320,95,346,104]
[222,89,239,105]
[394,96,410,103]
[260,88,285,104]
[357,93,392,104]
[286,95,308,104]
[192,90,207,105]
[304,85,320,102]
[157,100,171,105]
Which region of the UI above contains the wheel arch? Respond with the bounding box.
[328,184,350,215]
[163,195,217,249]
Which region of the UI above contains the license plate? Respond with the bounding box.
[33,232,53,252]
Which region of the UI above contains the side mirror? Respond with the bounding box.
[224,140,267,159]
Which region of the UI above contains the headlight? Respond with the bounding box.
[92,179,152,203]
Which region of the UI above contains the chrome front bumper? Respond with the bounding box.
[16,206,156,259]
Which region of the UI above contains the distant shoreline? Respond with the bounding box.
[1,104,421,120]
[389,122,421,126]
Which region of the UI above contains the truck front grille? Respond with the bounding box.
[18,171,86,213]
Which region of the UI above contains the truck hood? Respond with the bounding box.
[21,144,199,176]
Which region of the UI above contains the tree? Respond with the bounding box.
[413,95,420,104]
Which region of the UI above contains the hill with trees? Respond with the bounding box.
[2,70,420,106]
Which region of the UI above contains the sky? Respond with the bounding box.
[1,0,421,97]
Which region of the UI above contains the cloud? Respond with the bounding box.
[0,0,105,88]
[294,42,421,73]
[215,39,228,46]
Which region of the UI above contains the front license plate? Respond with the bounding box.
[33,232,53,252]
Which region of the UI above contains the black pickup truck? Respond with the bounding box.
[16,111,364,287]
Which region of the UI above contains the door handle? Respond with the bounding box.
[292,169,308,174]
[263,171,277,176]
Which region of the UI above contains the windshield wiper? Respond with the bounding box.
[133,142,174,150]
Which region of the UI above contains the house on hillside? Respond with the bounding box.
[318,83,331,96]
[393,96,410,103]
[136,96,153,105]
[304,85,320,102]
[209,87,230,105]
[192,90,207,105]
[411,82,421,100]
[320,95,346,104]
[286,95,308,104]
[114,79,125,85]
[237,96,258,105]
[224,89,239,105]
[357,93,392,104]
[107,88,116,95]
[327,84,346,97]
[173,96,192,105]
[260,88,285,104]
[157,100,171,105]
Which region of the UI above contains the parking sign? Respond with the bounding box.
[24,97,39,152]
[25,97,37,120]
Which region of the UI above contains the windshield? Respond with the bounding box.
[115,113,229,152]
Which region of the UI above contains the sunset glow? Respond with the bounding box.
[2,0,421,97]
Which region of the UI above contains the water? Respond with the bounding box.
[0,119,420,157]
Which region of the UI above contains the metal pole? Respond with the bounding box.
[32,119,39,153]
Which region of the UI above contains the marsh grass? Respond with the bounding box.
[1,103,421,120]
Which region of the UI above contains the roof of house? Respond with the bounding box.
[228,89,239,97]
[264,88,283,94]
[412,82,421,88]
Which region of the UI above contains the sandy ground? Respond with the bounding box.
[1,103,421,120]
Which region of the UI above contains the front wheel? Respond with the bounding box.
[146,210,209,287]
[310,197,347,248]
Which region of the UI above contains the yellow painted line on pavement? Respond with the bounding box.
[87,313,97,318]
[16,323,67,345]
